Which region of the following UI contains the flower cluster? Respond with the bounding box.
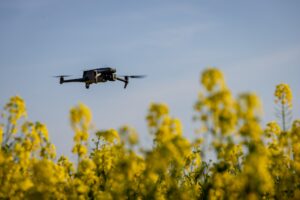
[0,68,299,199]
[274,83,293,132]
[275,83,293,107]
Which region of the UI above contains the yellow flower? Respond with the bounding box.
[70,103,92,130]
[201,67,226,91]
[72,144,88,157]
[20,179,33,191]
[96,129,120,143]
[274,83,293,107]
[4,96,27,125]
[74,131,89,142]
[70,103,92,159]
[265,121,281,136]
[0,125,3,144]
[148,172,159,183]
[120,126,139,146]
[237,93,263,120]
[35,122,49,141]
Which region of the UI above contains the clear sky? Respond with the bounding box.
[1,0,300,159]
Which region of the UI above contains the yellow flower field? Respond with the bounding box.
[0,68,299,199]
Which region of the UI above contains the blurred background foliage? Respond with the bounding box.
[0,68,299,199]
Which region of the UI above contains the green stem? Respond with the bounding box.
[281,101,286,132]
[3,118,13,147]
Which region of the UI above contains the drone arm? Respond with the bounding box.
[116,77,128,89]
[62,78,86,83]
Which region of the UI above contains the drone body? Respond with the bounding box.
[56,67,145,89]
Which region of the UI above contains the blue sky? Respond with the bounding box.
[1,0,300,159]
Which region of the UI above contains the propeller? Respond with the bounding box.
[117,75,146,89]
[53,75,71,78]
[119,75,146,78]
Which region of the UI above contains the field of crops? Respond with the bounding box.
[1,68,299,199]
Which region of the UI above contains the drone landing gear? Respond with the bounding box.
[85,83,90,89]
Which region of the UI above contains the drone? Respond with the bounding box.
[55,67,145,89]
